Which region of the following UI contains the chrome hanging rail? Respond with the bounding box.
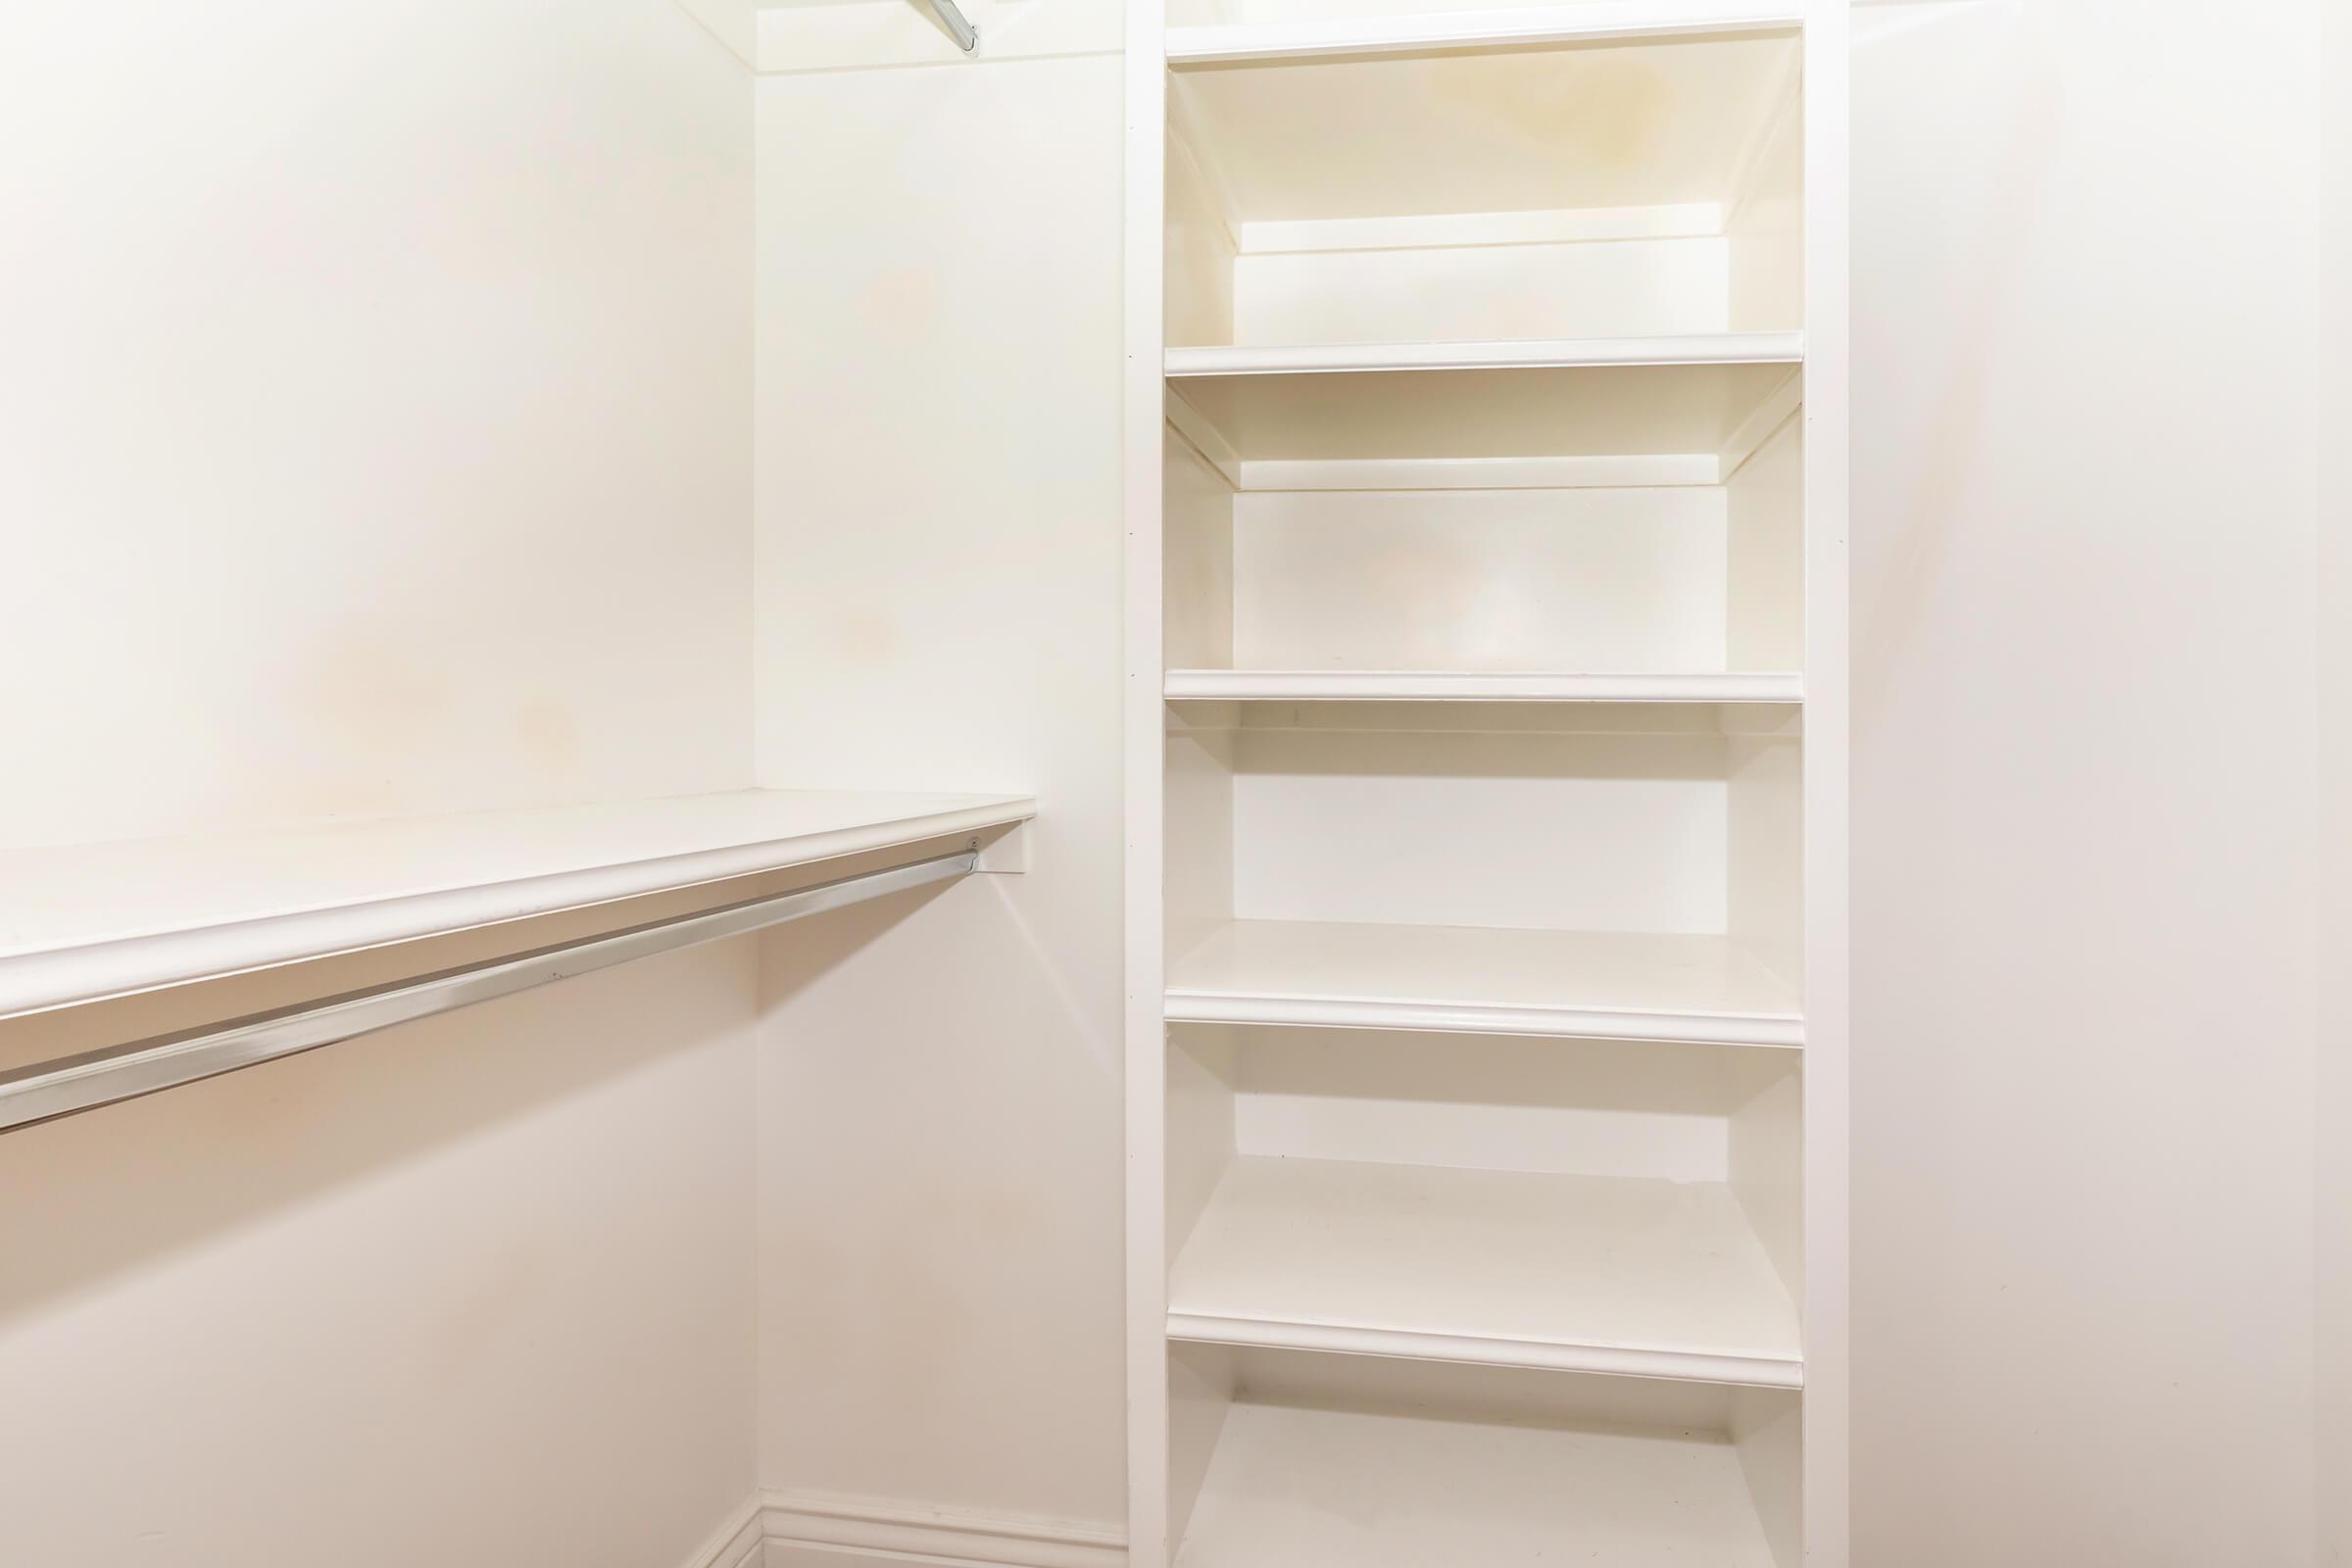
[924,0,979,52]
[0,848,976,1134]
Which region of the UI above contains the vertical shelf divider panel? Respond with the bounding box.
[1127,5,1846,1566]
[1797,4,1851,1559]
[1123,0,1174,1560]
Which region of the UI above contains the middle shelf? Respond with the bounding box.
[1169,1154,1803,1387]
[1166,340,1802,482]
[1161,344,1807,688]
[1161,702,1805,1048]
[1164,1022,1804,1392]
[1166,919,1801,1047]
[1164,670,1803,704]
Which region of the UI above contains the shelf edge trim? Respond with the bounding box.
[1166,1310,1805,1389]
[0,797,1037,1019]
[1163,991,1805,1047]
[1164,332,1806,379]
[1163,670,1805,704]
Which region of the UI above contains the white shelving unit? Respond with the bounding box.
[1127,3,1846,1563]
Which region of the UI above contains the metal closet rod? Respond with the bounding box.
[0,847,978,1134]
[925,0,979,51]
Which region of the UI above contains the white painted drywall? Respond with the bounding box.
[749,49,1128,1530]
[0,0,755,850]
[1851,2,2323,1561]
[2320,8,2351,1563]
[0,4,760,1563]
[0,944,760,1568]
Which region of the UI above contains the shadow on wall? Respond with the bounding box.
[750,861,1128,1522]
[762,871,1114,1063]
[0,885,950,1331]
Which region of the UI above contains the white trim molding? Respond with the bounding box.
[682,1493,1128,1568]
[1164,330,1805,379]
[680,1497,766,1568]
[1162,669,1804,705]
[1162,989,1806,1050]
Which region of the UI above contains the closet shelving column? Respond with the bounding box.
[1125,4,1847,1565]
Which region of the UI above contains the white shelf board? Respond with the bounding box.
[1165,919,1802,1047]
[1169,1155,1801,1388]
[1168,1,1805,66]
[1164,670,1803,704]
[1166,333,1802,379]
[0,789,1035,1017]
[1174,1381,1781,1568]
[1165,344,1802,466]
[1165,28,1801,224]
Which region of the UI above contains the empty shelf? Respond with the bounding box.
[1165,343,1802,466]
[1175,1395,1782,1568]
[1166,335,1802,379]
[0,789,1034,1017]
[1169,1155,1801,1387]
[1165,919,1802,1047]
[1164,670,1803,704]
[1168,1,1806,65]
[1164,29,1801,230]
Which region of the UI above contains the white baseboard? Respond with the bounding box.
[679,1496,765,1568]
[682,1491,1125,1568]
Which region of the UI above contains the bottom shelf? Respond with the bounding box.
[1172,1349,1797,1568]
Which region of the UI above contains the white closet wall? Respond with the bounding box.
[1850,2,2326,1562]
[0,2,755,849]
[2325,8,2352,1557]
[747,35,1130,1532]
[0,4,761,1564]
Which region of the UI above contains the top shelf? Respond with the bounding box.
[1167,2,1805,65]
[0,789,1035,1019]
[1165,21,1800,227]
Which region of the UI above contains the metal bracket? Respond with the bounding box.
[970,821,1027,874]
